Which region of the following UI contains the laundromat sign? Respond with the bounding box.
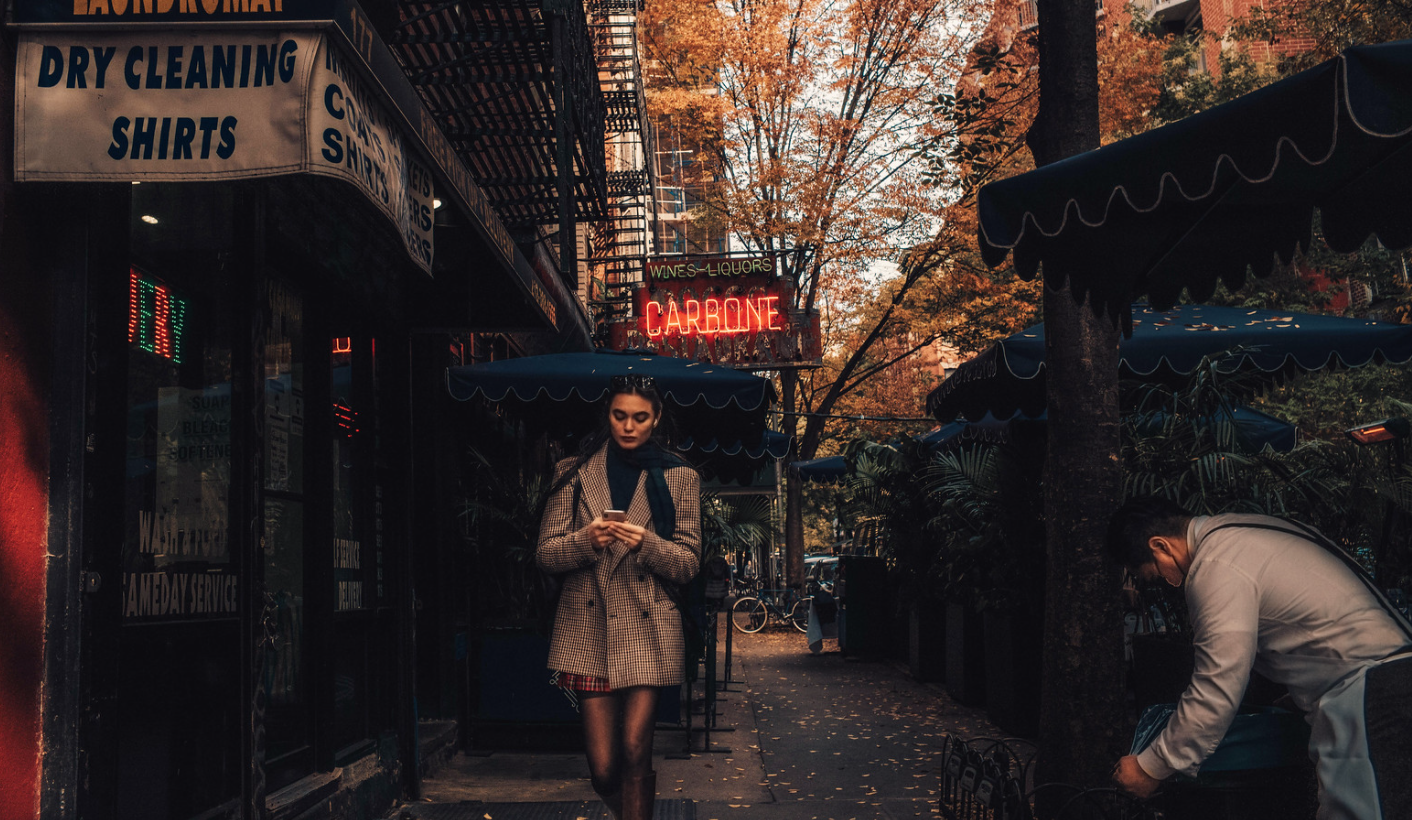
[15,30,436,274]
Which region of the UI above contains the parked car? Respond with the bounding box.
[805,555,839,596]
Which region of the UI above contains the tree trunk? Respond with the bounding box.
[1036,287,1126,793]
[1027,0,1129,796]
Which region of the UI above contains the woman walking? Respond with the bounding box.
[536,375,701,820]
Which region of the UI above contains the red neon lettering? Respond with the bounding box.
[724,297,741,332]
[154,286,172,360]
[744,297,763,331]
[763,295,781,330]
[647,294,786,338]
[685,299,703,334]
[332,337,353,354]
[128,270,140,344]
[664,300,684,334]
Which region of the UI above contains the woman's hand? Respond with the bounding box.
[588,517,616,551]
[607,521,647,551]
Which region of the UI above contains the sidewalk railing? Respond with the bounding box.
[940,736,1158,820]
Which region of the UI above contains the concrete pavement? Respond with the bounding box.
[389,615,999,820]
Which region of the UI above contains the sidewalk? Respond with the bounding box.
[389,616,998,820]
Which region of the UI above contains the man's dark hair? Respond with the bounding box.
[1106,496,1193,569]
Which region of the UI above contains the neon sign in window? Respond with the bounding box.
[128,268,188,363]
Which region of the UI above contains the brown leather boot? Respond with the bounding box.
[621,771,656,820]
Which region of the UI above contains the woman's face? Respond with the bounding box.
[609,392,657,451]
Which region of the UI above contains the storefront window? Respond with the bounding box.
[117,182,240,818]
[123,264,234,619]
[331,335,371,754]
[263,279,309,783]
[332,336,366,612]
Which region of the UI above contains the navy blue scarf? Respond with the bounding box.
[609,441,688,539]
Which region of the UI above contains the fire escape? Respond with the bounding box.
[587,0,655,337]
[389,0,610,297]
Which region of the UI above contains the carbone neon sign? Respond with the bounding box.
[644,294,783,337]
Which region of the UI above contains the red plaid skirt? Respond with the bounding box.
[554,671,612,692]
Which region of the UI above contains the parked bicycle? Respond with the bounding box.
[731,588,809,633]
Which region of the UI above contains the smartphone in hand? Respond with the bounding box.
[603,510,627,522]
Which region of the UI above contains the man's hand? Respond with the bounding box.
[1112,755,1163,800]
[607,521,647,551]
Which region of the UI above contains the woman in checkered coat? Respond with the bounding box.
[536,375,701,820]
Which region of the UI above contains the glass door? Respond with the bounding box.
[263,277,311,790]
[111,183,243,819]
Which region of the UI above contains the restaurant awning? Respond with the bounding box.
[788,456,848,485]
[928,303,1412,422]
[681,430,792,460]
[924,408,1297,454]
[448,348,775,408]
[976,39,1412,321]
[447,348,776,450]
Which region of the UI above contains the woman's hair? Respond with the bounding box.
[543,377,684,501]
[1105,496,1193,570]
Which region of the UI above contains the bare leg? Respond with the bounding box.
[581,691,624,817]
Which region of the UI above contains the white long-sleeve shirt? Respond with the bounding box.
[1137,514,1410,780]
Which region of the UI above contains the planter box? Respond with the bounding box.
[908,603,947,683]
[945,602,986,706]
[838,556,889,656]
[475,629,578,724]
[472,628,681,751]
[982,608,1042,737]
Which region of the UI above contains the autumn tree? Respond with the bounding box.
[643,0,993,585]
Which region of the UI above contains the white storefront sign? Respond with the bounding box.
[15,30,435,274]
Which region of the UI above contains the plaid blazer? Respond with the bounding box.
[536,446,702,688]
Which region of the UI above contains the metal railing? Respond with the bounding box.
[940,736,1158,820]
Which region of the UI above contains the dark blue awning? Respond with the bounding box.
[789,456,848,484]
[685,430,791,487]
[924,407,1296,454]
[976,39,1412,319]
[921,413,1046,449]
[448,348,775,410]
[680,430,792,460]
[447,348,777,456]
[928,303,1412,421]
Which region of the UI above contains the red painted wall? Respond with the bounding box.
[0,304,46,820]
[0,29,45,820]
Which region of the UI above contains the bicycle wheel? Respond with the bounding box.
[788,598,810,633]
[732,597,767,633]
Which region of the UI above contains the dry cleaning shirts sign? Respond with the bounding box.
[15,30,435,274]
